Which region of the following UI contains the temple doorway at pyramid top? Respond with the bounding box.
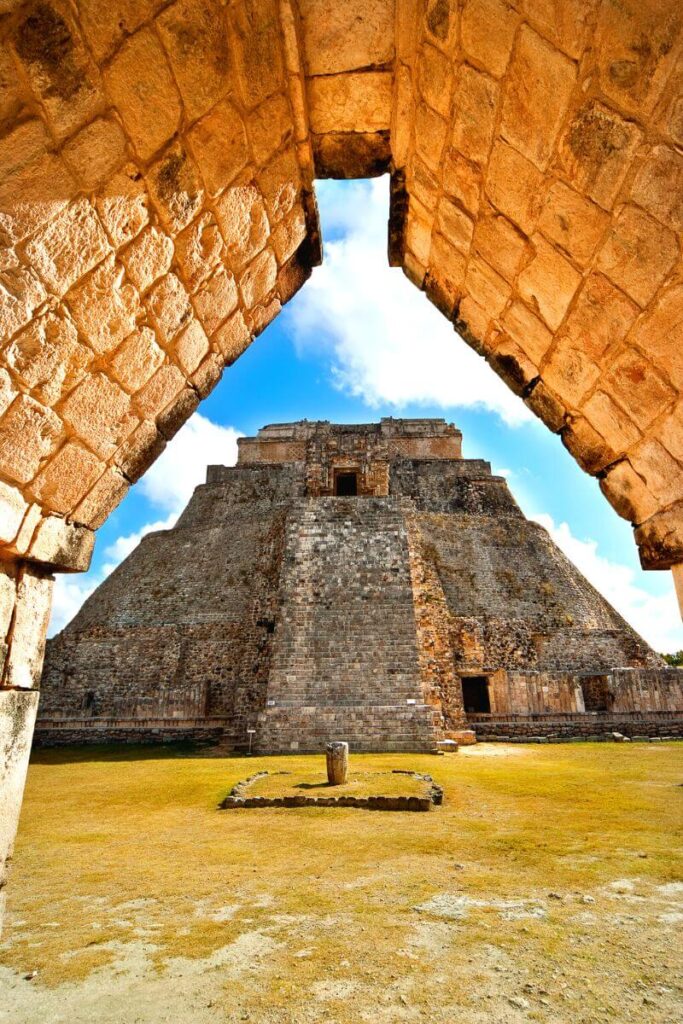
[0,0,682,928]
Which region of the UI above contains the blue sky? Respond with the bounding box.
[51,178,682,651]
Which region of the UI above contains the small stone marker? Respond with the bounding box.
[326,741,349,785]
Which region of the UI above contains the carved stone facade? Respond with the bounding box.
[37,420,682,753]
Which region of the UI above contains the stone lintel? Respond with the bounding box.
[2,515,95,574]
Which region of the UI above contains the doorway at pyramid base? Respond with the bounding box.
[36,420,683,753]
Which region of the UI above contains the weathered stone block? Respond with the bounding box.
[600,459,659,526]
[557,101,642,210]
[597,205,678,307]
[298,0,394,75]
[133,363,185,421]
[517,235,581,331]
[485,141,544,235]
[247,93,293,167]
[580,390,640,457]
[174,320,210,375]
[502,301,553,365]
[29,516,94,573]
[4,568,52,688]
[437,199,474,255]
[95,165,150,249]
[121,227,174,295]
[0,263,47,343]
[460,0,519,77]
[146,143,205,235]
[25,198,110,295]
[230,0,284,110]
[145,273,193,345]
[114,420,165,482]
[12,1,104,142]
[73,468,129,530]
[629,440,682,508]
[0,688,39,927]
[472,209,527,282]
[442,150,481,216]
[538,182,610,265]
[0,395,62,486]
[419,44,453,118]
[174,213,224,291]
[0,119,50,181]
[239,248,277,309]
[213,310,252,364]
[414,103,448,173]
[156,0,232,122]
[601,349,676,432]
[2,311,89,409]
[77,0,155,62]
[103,28,181,161]
[31,441,102,515]
[62,118,127,191]
[464,258,510,318]
[627,283,683,390]
[308,72,392,134]
[451,66,498,166]
[67,255,140,355]
[0,481,27,546]
[111,327,165,393]
[501,25,575,169]
[187,98,248,196]
[61,373,135,460]
[193,269,238,336]
[215,183,269,272]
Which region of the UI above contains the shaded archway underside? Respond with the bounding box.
[0,0,681,692]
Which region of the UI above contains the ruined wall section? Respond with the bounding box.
[418,512,663,674]
[393,0,683,575]
[41,465,302,742]
[0,0,319,576]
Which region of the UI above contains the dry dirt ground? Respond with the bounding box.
[1,743,681,1023]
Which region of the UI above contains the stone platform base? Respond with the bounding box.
[33,717,229,747]
[255,704,441,754]
[468,712,683,741]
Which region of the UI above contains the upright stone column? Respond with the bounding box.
[326,742,349,785]
[0,561,53,934]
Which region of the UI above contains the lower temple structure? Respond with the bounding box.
[37,420,683,751]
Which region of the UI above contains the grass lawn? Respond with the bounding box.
[0,743,681,1023]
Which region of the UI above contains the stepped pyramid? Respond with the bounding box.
[38,419,681,751]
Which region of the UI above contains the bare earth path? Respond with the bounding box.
[1,744,681,1023]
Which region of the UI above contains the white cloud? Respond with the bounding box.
[532,513,682,653]
[138,413,241,515]
[49,415,241,635]
[48,576,99,636]
[287,177,532,426]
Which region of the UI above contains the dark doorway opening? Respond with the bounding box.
[335,471,358,496]
[461,676,491,713]
[580,675,612,712]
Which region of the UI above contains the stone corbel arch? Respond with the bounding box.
[0,0,681,924]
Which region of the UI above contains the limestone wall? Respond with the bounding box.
[0,0,319,574]
[392,0,683,573]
